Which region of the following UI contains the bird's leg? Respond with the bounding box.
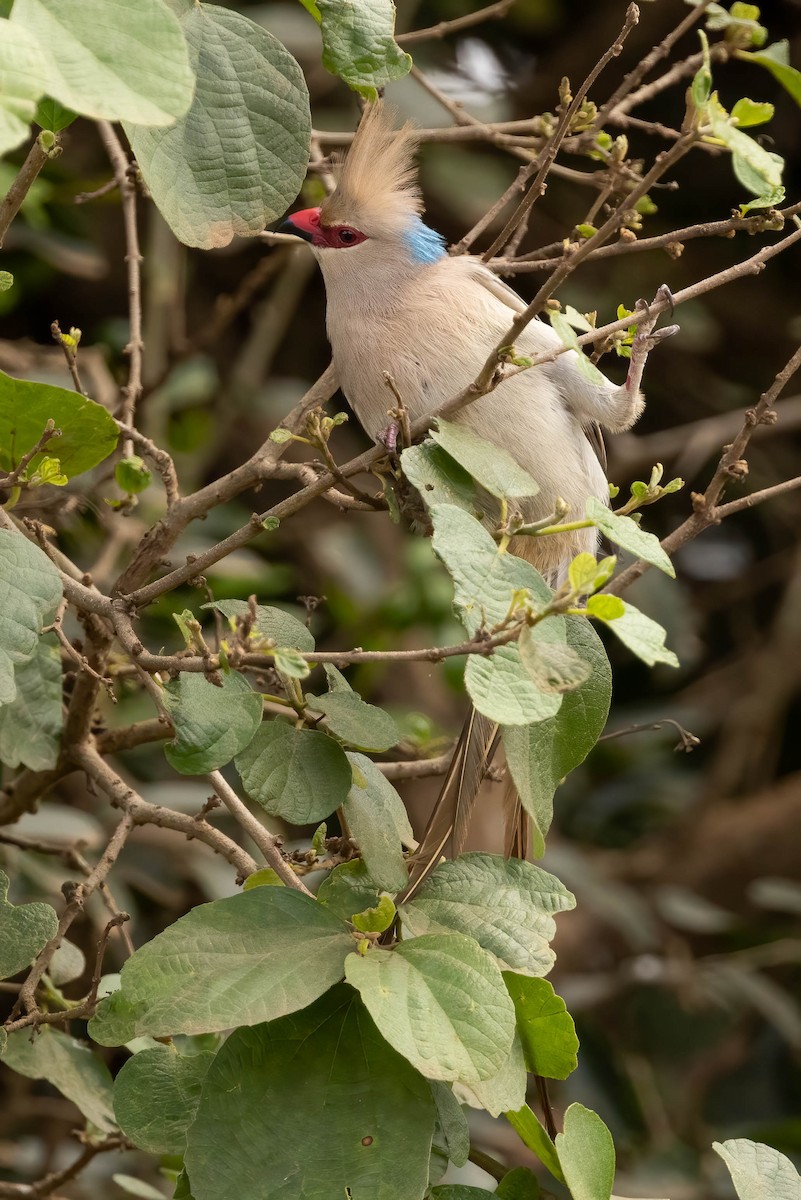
[625,284,680,396]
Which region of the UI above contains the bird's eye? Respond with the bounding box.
[337,228,357,244]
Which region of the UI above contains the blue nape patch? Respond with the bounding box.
[403,218,446,265]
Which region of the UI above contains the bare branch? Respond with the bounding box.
[397,0,516,44]
[0,136,56,248]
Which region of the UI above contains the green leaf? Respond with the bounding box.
[33,96,77,132]
[2,1026,116,1132]
[125,4,311,249]
[316,0,412,98]
[0,370,119,482]
[0,869,57,979]
[505,1107,565,1184]
[48,938,85,985]
[731,97,774,127]
[0,530,62,706]
[88,887,352,1045]
[317,859,381,922]
[273,646,310,679]
[0,632,61,770]
[503,974,578,1079]
[113,1046,215,1155]
[203,598,315,652]
[518,627,592,693]
[503,616,611,857]
[431,1190,496,1199]
[399,853,574,977]
[10,0,194,124]
[740,41,801,109]
[114,1176,168,1200]
[429,1081,470,1169]
[555,1103,616,1200]
[463,652,558,729]
[184,984,435,1200]
[0,271,12,292]
[343,753,414,892]
[591,598,679,668]
[352,893,396,933]
[455,1033,527,1118]
[706,94,784,206]
[549,312,608,385]
[586,496,674,577]
[431,504,551,635]
[306,690,400,752]
[568,552,616,595]
[235,720,352,824]
[163,671,263,774]
[497,1167,541,1200]
[713,1138,801,1200]
[115,455,152,495]
[585,594,624,621]
[0,19,49,156]
[401,442,477,515]
[242,867,284,890]
[345,933,516,1083]
[431,418,539,501]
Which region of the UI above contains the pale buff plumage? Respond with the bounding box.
[285,103,648,882]
[309,104,643,581]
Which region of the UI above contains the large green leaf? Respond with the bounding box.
[0,371,118,482]
[306,690,400,752]
[0,632,61,770]
[235,720,352,824]
[343,753,414,892]
[0,868,57,980]
[430,419,539,501]
[315,0,412,97]
[496,1168,541,1200]
[503,974,578,1079]
[586,497,674,577]
[465,633,563,727]
[0,19,49,156]
[203,599,315,652]
[0,529,62,706]
[2,1027,116,1132]
[163,670,263,774]
[125,4,310,249]
[113,1045,215,1155]
[503,617,611,857]
[399,853,574,977]
[713,1138,801,1200]
[429,1082,469,1169]
[317,858,381,922]
[454,1033,526,1118]
[401,442,477,515]
[431,504,551,635]
[10,0,194,124]
[184,985,435,1200]
[555,1104,615,1200]
[345,934,516,1083]
[88,888,352,1045]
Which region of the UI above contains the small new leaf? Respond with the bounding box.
[351,894,396,934]
[115,455,152,495]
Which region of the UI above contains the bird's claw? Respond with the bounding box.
[654,282,675,319]
[632,322,680,356]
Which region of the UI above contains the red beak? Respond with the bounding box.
[281,207,323,245]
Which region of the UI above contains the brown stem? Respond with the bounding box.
[0,138,52,248]
[207,772,314,896]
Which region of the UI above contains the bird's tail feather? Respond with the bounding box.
[400,707,499,902]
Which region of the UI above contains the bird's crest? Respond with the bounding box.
[321,102,423,233]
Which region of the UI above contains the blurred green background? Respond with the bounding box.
[1,1,801,1196]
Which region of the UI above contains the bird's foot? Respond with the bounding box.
[625,285,680,393]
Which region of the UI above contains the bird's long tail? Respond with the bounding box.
[401,707,509,902]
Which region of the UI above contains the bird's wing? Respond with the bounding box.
[466,257,608,470]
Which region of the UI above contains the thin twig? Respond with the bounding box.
[97,123,143,455]
[481,3,641,261]
[0,137,54,248]
[397,0,516,44]
[207,771,314,896]
[0,421,59,489]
